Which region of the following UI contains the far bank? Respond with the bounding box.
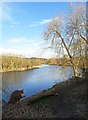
[1,55,88,73]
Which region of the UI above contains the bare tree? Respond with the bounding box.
[66,3,87,71]
[43,3,87,77]
[66,3,87,43]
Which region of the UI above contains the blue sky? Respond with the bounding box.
[0,2,78,58]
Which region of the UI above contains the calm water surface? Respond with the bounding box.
[2,65,75,103]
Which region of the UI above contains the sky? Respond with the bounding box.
[0,2,85,58]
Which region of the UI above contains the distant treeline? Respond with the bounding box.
[46,57,88,69]
[0,54,88,72]
[1,55,46,72]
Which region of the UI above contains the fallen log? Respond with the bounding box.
[21,88,58,104]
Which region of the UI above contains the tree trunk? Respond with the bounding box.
[21,88,58,104]
[73,66,78,77]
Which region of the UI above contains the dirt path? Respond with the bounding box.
[2,77,87,119]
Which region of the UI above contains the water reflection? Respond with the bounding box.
[2,65,74,102]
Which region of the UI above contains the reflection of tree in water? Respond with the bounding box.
[51,66,74,85]
[60,66,69,77]
[2,78,13,103]
[2,89,10,97]
[2,87,11,103]
[56,66,72,78]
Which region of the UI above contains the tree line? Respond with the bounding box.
[1,54,87,72]
[1,55,46,72]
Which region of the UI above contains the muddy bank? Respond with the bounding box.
[2,74,87,119]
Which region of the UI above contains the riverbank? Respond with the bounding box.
[2,55,88,73]
[2,74,87,118]
[1,55,45,73]
[0,65,42,73]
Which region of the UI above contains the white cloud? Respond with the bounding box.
[0,36,56,58]
[40,19,52,25]
[7,37,43,51]
[29,18,52,27]
[0,46,56,58]
[2,37,44,57]
[0,47,33,57]
[7,37,45,48]
[29,22,38,27]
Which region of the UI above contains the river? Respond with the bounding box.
[2,65,76,103]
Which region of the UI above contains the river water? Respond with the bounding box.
[2,65,75,103]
